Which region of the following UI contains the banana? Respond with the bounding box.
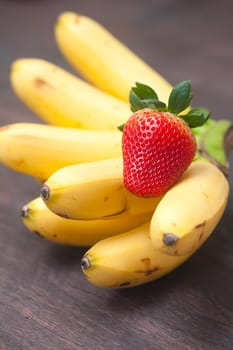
[41,158,162,220]
[10,58,130,130]
[5,13,232,291]
[55,12,173,103]
[80,117,233,288]
[21,197,153,246]
[81,223,192,288]
[0,123,122,180]
[150,160,229,256]
[80,162,229,288]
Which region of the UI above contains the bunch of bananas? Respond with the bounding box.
[1,12,232,289]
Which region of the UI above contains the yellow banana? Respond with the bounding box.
[41,158,162,220]
[21,197,153,247]
[55,12,173,102]
[10,58,130,130]
[81,162,229,288]
[150,160,229,256]
[81,223,191,289]
[0,123,122,180]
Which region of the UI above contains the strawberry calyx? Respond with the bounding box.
[126,80,233,173]
[126,80,210,129]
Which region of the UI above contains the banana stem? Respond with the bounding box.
[225,124,233,159]
[194,119,233,176]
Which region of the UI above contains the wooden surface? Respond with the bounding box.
[0,1,233,349]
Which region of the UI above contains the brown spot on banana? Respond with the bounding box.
[74,15,82,25]
[119,282,131,287]
[202,192,209,199]
[33,230,45,239]
[55,212,71,219]
[198,231,205,242]
[0,125,10,132]
[14,159,25,167]
[194,221,206,242]
[34,77,52,88]
[135,266,159,276]
[136,257,159,276]
[141,257,151,264]
[195,221,206,229]
[106,281,131,288]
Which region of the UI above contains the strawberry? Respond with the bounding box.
[121,81,210,197]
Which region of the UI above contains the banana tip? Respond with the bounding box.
[41,184,50,201]
[163,233,179,246]
[21,205,30,218]
[55,11,81,28]
[81,256,91,270]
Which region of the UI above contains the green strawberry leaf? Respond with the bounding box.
[133,82,159,100]
[118,123,125,131]
[141,98,166,110]
[128,80,210,129]
[168,80,193,114]
[181,107,210,128]
[129,82,166,112]
[129,88,147,112]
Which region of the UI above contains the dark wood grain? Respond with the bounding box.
[0,1,233,349]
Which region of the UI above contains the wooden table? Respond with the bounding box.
[0,1,232,349]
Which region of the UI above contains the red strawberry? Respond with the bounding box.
[121,81,210,197]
